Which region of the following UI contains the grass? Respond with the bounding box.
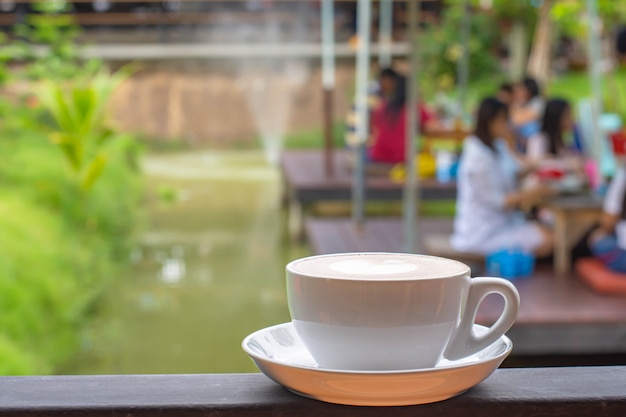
[283,123,346,150]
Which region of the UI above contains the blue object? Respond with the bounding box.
[436,151,457,183]
[449,160,459,180]
[572,124,585,153]
[517,121,540,139]
[486,249,535,280]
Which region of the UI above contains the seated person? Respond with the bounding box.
[527,99,578,162]
[368,76,440,163]
[511,77,544,142]
[523,99,585,191]
[497,82,514,109]
[588,165,626,273]
[451,97,553,256]
[345,68,397,147]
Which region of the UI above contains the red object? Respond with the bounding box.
[575,258,626,296]
[536,168,565,180]
[369,103,432,163]
[610,131,626,156]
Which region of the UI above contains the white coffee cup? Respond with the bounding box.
[286,252,520,371]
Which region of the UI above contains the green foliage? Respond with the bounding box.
[552,0,626,38]
[478,0,538,27]
[0,127,142,375]
[0,1,142,376]
[420,3,500,96]
[38,68,132,191]
[1,0,103,81]
[0,46,141,374]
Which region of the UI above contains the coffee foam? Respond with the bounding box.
[288,253,469,280]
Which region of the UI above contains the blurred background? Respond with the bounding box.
[1,0,626,376]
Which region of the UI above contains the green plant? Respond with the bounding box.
[6,1,103,81]
[38,68,132,191]
[420,3,500,96]
[0,127,142,375]
[479,0,538,28]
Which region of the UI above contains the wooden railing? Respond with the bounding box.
[0,0,438,29]
[0,368,625,416]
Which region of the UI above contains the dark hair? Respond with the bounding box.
[379,67,398,80]
[540,98,570,156]
[499,82,514,94]
[521,77,541,100]
[474,97,509,150]
[384,75,407,123]
[617,26,626,55]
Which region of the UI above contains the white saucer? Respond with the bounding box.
[242,322,512,406]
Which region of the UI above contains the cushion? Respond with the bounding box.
[575,258,626,295]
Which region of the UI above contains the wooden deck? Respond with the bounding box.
[306,217,626,359]
[281,150,456,238]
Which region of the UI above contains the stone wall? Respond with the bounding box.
[110,63,355,147]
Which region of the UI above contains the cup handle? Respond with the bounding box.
[444,277,520,361]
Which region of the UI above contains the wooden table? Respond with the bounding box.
[546,195,603,276]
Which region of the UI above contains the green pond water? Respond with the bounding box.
[67,150,309,374]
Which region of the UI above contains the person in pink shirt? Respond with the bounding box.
[368,75,438,163]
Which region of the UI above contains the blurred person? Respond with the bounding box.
[588,165,626,273]
[526,98,581,166]
[617,26,626,65]
[368,75,440,163]
[497,82,514,109]
[451,97,553,256]
[344,67,398,148]
[379,67,399,100]
[511,77,544,141]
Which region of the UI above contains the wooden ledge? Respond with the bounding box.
[0,368,625,416]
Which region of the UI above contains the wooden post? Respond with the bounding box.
[404,0,420,253]
[586,0,603,168]
[509,22,529,81]
[321,0,336,177]
[323,88,334,176]
[456,0,470,119]
[352,0,372,227]
[378,0,393,68]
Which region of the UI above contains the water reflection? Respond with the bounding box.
[65,151,309,374]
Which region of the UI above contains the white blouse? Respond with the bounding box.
[451,136,521,252]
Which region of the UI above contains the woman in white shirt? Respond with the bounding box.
[451,98,554,256]
[589,166,626,273]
